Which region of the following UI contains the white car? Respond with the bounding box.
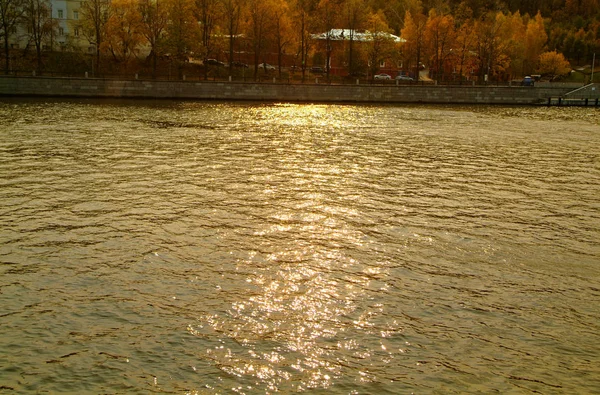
[395,74,414,81]
[374,73,391,80]
[259,63,275,71]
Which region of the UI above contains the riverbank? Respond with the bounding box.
[0,75,593,105]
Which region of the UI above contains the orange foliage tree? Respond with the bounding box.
[501,11,526,79]
[538,50,571,80]
[400,9,427,80]
[453,15,477,81]
[424,9,456,82]
[473,11,513,82]
[524,12,547,74]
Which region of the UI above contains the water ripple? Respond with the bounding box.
[1,99,599,393]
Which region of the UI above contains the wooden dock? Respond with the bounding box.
[547,83,599,106]
[546,97,600,106]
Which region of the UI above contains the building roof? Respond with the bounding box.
[311,29,404,43]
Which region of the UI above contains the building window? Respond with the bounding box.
[73,10,78,20]
[59,27,64,36]
[74,27,80,37]
[58,9,63,18]
[380,61,386,68]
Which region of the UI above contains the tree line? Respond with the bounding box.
[0,0,598,82]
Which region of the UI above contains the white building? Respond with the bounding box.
[9,0,93,53]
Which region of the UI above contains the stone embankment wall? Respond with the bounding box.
[0,76,578,104]
[563,83,599,98]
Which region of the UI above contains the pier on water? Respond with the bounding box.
[547,83,600,106]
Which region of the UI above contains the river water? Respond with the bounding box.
[0,98,599,394]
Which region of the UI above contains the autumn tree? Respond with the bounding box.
[247,0,275,79]
[453,11,476,81]
[384,0,423,34]
[365,10,397,78]
[564,0,600,17]
[524,12,547,74]
[0,0,25,73]
[425,0,451,14]
[138,0,168,78]
[500,11,526,78]
[344,0,368,75]
[400,9,427,80]
[164,0,198,78]
[504,0,542,16]
[538,50,571,80]
[220,0,244,74]
[424,9,455,81]
[195,0,220,63]
[291,0,315,81]
[457,0,506,18]
[452,0,472,25]
[104,0,144,64]
[315,0,341,79]
[80,0,111,75]
[473,11,512,82]
[272,0,293,76]
[22,0,56,72]
[562,28,589,65]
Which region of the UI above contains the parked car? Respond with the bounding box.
[521,76,534,86]
[204,58,225,66]
[374,73,391,80]
[231,61,249,68]
[348,71,366,78]
[259,63,276,71]
[310,66,324,74]
[395,74,414,81]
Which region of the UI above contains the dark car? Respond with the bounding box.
[232,61,249,68]
[310,66,324,74]
[348,71,367,78]
[204,59,225,66]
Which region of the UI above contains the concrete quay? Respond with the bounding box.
[0,75,582,105]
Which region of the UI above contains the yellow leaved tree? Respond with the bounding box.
[104,0,144,65]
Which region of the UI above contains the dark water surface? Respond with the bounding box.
[1,98,599,394]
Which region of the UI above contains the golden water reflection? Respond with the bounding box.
[185,104,391,391]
